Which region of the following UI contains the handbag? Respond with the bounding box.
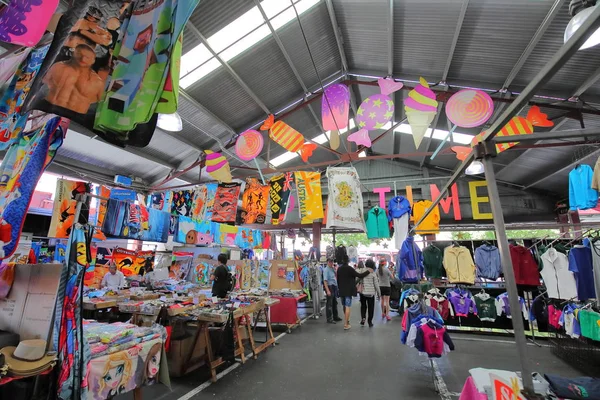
[356,281,364,294]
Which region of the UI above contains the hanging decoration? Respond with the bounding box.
[190,185,208,221]
[240,178,269,224]
[404,77,438,149]
[348,77,401,147]
[321,83,350,150]
[326,166,366,232]
[0,116,64,260]
[235,129,266,183]
[170,189,194,217]
[430,88,493,160]
[155,33,183,115]
[205,150,232,182]
[211,182,242,224]
[0,0,59,47]
[450,106,553,159]
[269,174,285,225]
[294,172,324,224]
[48,179,91,239]
[445,89,494,128]
[260,114,317,162]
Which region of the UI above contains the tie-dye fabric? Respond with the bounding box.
[211,182,241,224]
[326,166,366,232]
[0,0,59,47]
[294,171,324,224]
[241,178,269,224]
[94,0,199,133]
[0,44,48,150]
[0,116,63,260]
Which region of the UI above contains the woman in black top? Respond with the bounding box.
[211,253,230,298]
[337,255,370,330]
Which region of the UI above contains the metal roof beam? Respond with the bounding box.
[502,0,566,89]
[387,0,394,76]
[441,0,469,83]
[324,0,349,74]
[572,65,600,98]
[185,22,271,115]
[522,146,600,189]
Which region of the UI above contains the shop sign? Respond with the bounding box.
[110,188,137,202]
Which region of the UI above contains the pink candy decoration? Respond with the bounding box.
[322,84,350,131]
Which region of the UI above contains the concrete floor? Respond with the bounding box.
[123,301,583,400]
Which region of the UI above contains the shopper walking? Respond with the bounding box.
[323,258,341,324]
[337,255,370,330]
[356,260,381,327]
[378,259,393,321]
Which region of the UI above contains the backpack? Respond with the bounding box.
[227,271,236,292]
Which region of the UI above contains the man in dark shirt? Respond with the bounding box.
[337,255,369,330]
[211,253,230,298]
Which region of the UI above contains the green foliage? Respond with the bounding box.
[451,229,559,241]
[322,233,371,247]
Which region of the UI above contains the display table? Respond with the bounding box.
[269,294,307,331]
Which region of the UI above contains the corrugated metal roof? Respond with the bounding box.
[448,0,555,88]
[189,0,255,39]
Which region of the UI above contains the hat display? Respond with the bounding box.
[0,339,57,377]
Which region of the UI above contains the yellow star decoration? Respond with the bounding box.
[364,98,370,103]
[369,112,376,119]
[359,121,366,127]
[384,111,394,119]
[357,107,364,116]
[387,100,394,108]
[372,98,383,107]
[374,122,384,129]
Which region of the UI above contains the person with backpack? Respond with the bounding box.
[211,253,232,298]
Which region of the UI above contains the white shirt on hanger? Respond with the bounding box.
[540,248,578,300]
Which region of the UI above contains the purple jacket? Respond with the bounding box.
[448,294,477,317]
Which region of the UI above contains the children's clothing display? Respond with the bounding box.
[569,245,596,301]
[365,206,390,239]
[509,244,540,286]
[540,248,578,300]
[568,164,598,211]
[414,321,455,358]
[423,244,444,279]
[474,244,502,280]
[579,309,600,341]
[397,236,423,283]
[387,196,411,249]
[443,246,476,284]
[425,288,454,320]
[474,292,497,322]
[559,304,581,339]
[495,292,528,320]
[445,287,477,317]
[412,200,440,234]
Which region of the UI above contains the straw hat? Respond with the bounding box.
[0,340,57,376]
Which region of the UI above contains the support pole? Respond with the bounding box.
[481,156,534,393]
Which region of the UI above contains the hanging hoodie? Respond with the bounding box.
[387,196,411,220]
[495,292,528,320]
[474,244,502,280]
[443,246,476,284]
[423,244,444,278]
[397,236,423,283]
[474,292,497,322]
[509,245,540,286]
[365,206,390,239]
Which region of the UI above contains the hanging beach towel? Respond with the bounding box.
[295,171,324,224]
[326,166,366,232]
[241,178,269,224]
[47,179,91,238]
[0,0,59,47]
[211,182,241,224]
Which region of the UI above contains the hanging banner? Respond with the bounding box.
[211,182,241,224]
[170,189,194,217]
[48,179,91,239]
[269,174,285,225]
[241,178,269,224]
[295,171,324,224]
[191,185,208,221]
[326,167,366,232]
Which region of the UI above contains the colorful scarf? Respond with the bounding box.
[0,0,59,46]
[48,179,91,239]
[326,167,366,232]
[0,44,48,150]
[294,171,324,224]
[0,116,63,260]
[170,189,194,217]
[241,178,269,224]
[211,182,241,224]
[94,0,199,135]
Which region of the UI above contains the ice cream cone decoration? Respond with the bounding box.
[205,150,232,182]
[260,114,317,162]
[404,77,438,148]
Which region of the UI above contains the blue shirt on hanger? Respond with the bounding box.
[569,164,598,211]
[569,246,596,301]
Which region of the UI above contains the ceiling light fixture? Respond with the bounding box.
[564,3,600,50]
[465,160,485,175]
[157,112,183,132]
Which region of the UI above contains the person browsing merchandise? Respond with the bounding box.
[101,263,126,289]
[356,260,381,328]
[211,253,231,298]
[323,258,342,324]
[337,255,370,330]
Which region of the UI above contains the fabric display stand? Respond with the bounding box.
[267,260,307,332]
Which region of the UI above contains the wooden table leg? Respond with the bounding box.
[133,387,143,400]
[265,307,276,346]
[203,323,218,383]
[233,317,246,364]
[244,316,258,359]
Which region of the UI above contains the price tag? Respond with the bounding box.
[193,297,199,305]
[234,302,240,308]
[160,296,167,302]
[212,296,218,303]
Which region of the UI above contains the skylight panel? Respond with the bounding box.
[180,44,212,76]
[207,7,263,53]
[180,58,221,88]
[220,25,271,62]
[270,151,298,167]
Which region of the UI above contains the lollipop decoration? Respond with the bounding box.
[347,78,402,148]
[235,130,266,184]
[205,150,232,183]
[405,77,438,149]
[260,114,317,162]
[322,84,350,150]
[429,89,494,160]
